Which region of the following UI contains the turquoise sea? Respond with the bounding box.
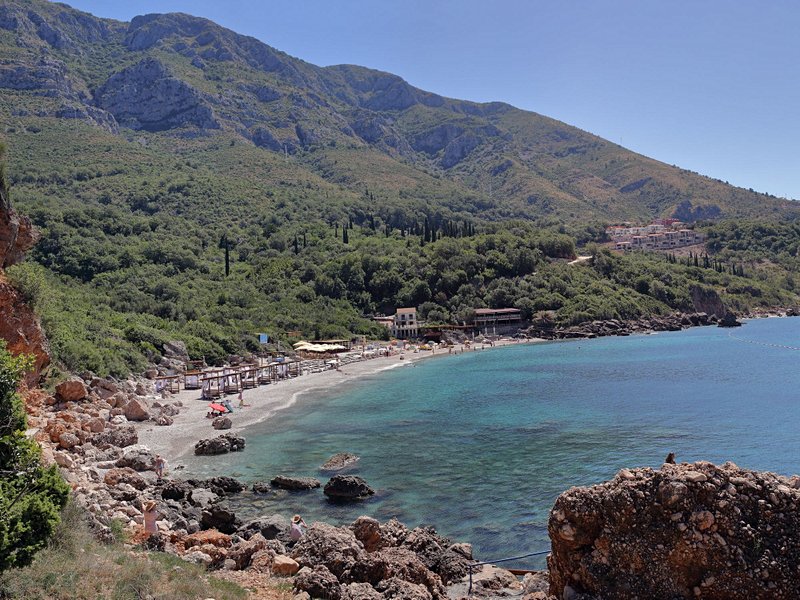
[182,317,800,568]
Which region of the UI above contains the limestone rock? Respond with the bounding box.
[294,565,342,600]
[96,57,219,132]
[194,434,245,455]
[200,502,240,534]
[237,515,289,540]
[212,416,232,430]
[93,424,138,448]
[547,460,800,599]
[188,488,219,509]
[123,397,150,421]
[270,475,321,491]
[104,467,147,490]
[291,522,366,579]
[115,445,155,471]
[321,452,360,471]
[324,475,375,501]
[55,377,88,402]
[272,554,300,575]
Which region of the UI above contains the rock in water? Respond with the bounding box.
[194,434,246,455]
[270,475,321,490]
[320,452,360,471]
[717,311,743,327]
[323,475,375,501]
[548,460,800,599]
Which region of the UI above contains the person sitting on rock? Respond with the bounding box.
[290,514,307,542]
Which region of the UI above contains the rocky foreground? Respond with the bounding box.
[24,370,800,600]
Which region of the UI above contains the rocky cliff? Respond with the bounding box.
[548,460,800,599]
[0,159,49,385]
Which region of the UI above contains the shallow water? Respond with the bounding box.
[182,317,800,568]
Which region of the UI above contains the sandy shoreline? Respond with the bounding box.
[136,339,538,467]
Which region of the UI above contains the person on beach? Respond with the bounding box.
[238,389,250,407]
[154,454,166,479]
[290,514,307,541]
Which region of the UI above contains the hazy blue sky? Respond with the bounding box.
[63,1,800,199]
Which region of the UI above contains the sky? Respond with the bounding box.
[62,1,800,200]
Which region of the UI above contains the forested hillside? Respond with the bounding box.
[1,0,799,376]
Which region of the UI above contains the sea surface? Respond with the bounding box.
[182,317,800,568]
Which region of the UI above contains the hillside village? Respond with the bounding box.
[608,219,705,252]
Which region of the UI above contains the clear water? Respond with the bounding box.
[181,317,800,568]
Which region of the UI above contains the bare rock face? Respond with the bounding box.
[0,277,49,386]
[0,189,38,268]
[95,57,218,132]
[548,461,800,599]
[55,377,88,402]
[93,424,138,448]
[294,565,343,600]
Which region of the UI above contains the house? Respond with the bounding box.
[473,308,522,327]
[392,307,418,338]
[373,316,394,331]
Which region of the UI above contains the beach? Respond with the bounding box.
[136,341,531,465]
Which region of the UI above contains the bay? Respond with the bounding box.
[182,317,800,568]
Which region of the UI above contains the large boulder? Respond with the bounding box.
[114,445,155,471]
[103,467,147,490]
[717,311,743,328]
[347,547,445,599]
[94,424,138,448]
[194,434,245,456]
[200,502,240,534]
[188,488,219,509]
[292,522,366,580]
[294,565,342,600]
[321,452,360,471]
[272,554,301,576]
[271,475,321,491]
[548,460,800,599]
[123,397,150,421]
[203,476,246,495]
[212,416,232,430]
[324,475,375,501]
[55,377,88,402]
[237,515,289,540]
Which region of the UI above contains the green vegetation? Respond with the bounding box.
[0,342,69,570]
[0,1,798,379]
[0,501,249,599]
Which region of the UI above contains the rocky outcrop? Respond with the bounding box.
[548,460,800,599]
[194,433,246,455]
[0,277,50,386]
[324,475,375,501]
[270,475,321,491]
[717,311,743,328]
[95,58,219,132]
[526,312,718,341]
[321,452,360,471]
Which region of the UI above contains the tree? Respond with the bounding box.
[0,343,69,570]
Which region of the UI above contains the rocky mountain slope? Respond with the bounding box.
[1,0,797,224]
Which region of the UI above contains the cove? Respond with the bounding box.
[181,317,800,569]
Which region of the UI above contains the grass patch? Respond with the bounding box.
[0,500,247,600]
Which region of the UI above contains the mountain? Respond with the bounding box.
[1,0,798,378]
[1,0,796,225]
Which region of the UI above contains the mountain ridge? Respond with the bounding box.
[1,0,796,223]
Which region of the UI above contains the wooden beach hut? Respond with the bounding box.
[223,368,241,394]
[240,364,259,389]
[155,374,180,394]
[184,370,203,390]
[201,369,225,400]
